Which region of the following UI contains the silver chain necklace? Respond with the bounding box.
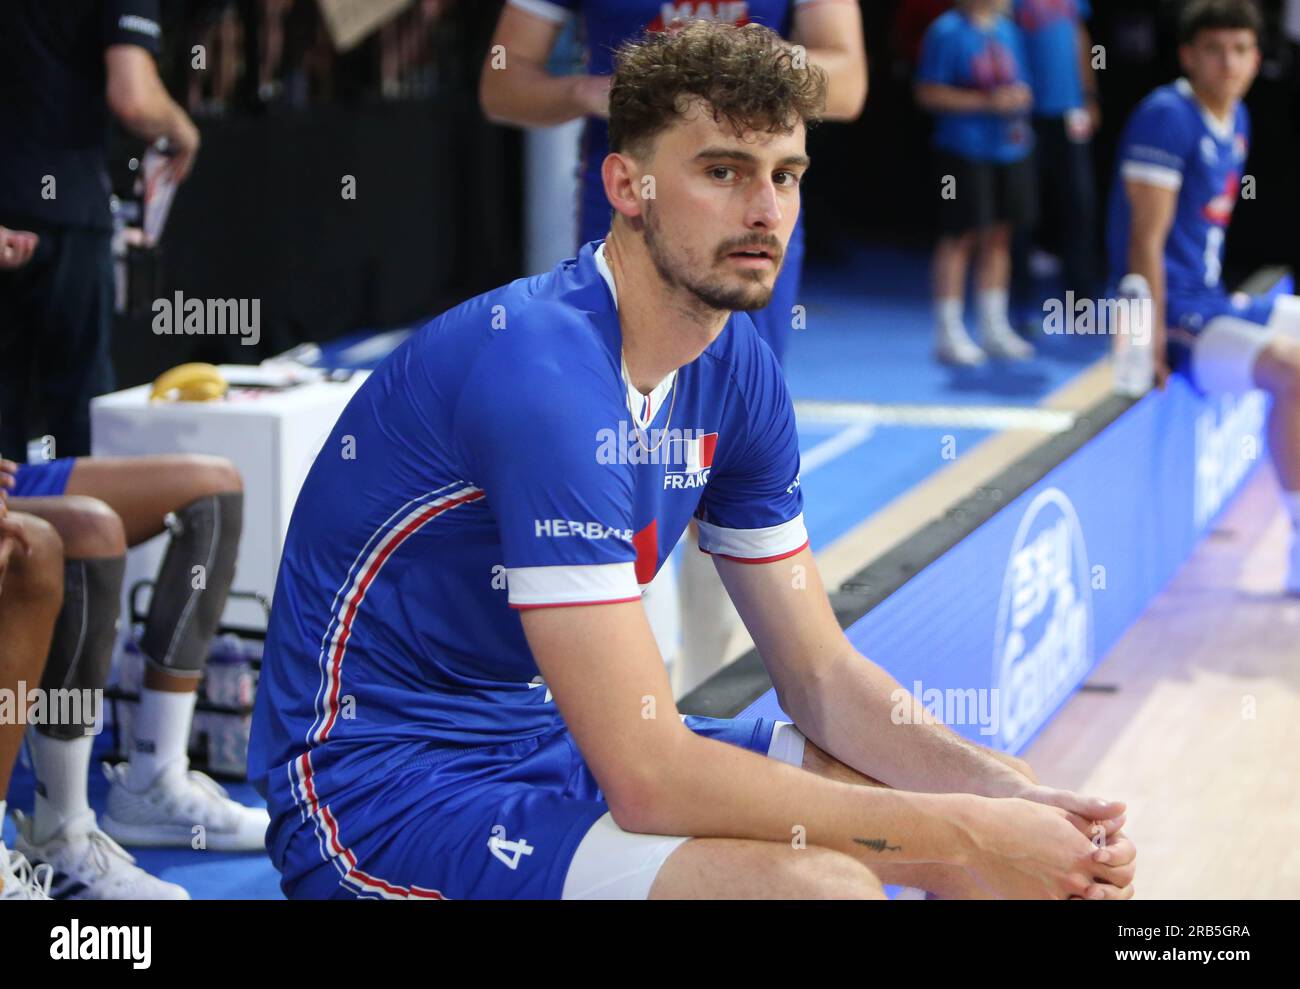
[621,351,677,454]
[608,240,677,454]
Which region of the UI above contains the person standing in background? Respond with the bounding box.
[917,0,1038,366]
[0,1,200,463]
[1013,0,1101,301]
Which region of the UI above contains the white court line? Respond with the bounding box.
[794,400,1076,434]
[801,423,875,475]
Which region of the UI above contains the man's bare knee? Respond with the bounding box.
[651,838,885,899]
[1256,339,1300,400]
[47,493,127,556]
[179,454,244,496]
[791,846,886,899]
[6,513,65,605]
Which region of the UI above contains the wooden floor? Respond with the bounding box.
[1024,463,1300,899]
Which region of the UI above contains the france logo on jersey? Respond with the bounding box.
[1106,78,1250,306]
[248,240,807,872]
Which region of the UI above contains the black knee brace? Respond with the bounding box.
[140,491,243,677]
[35,556,124,740]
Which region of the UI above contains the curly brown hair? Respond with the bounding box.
[607,20,827,159]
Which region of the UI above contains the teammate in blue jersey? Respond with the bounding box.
[916,0,1039,366]
[252,21,1136,900]
[1106,0,1300,593]
[1012,0,1100,298]
[480,0,866,367]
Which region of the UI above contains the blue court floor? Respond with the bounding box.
[4,243,1102,898]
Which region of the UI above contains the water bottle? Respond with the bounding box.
[1113,273,1155,397]
[197,634,257,777]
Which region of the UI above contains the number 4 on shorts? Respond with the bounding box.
[488,825,535,870]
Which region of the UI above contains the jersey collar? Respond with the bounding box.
[594,240,677,429]
[1175,77,1236,142]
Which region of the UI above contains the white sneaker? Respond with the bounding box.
[13,809,189,900]
[980,323,1035,361]
[101,761,269,852]
[0,842,53,900]
[935,328,987,366]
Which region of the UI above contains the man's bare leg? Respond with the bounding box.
[1252,338,1300,591]
[933,231,984,365]
[50,458,262,849]
[649,839,886,899]
[645,733,1034,899]
[63,454,241,548]
[5,497,126,844]
[797,738,995,899]
[1253,339,1300,489]
[63,454,243,695]
[0,514,63,799]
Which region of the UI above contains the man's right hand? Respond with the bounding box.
[0,226,38,270]
[959,795,1107,899]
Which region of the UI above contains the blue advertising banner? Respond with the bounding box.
[742,377,1270,754]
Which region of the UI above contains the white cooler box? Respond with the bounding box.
[91,365,370,632]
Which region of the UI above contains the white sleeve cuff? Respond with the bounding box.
[1121,160,1183,190]
[507,0,569,24]
[696,514,809,563]
[507,562,640,609]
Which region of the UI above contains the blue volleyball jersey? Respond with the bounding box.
[509,0,813,230]
[1105,79,1250,301]
[916,8,1034,163]
[248,240,807,801]
[1012,0,1090,118]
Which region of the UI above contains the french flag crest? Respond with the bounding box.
[665,431,718,474]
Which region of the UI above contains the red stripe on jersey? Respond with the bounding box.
[511,595,642,610]
[633,519,659,584]
[702,539,809,565]
[700,432,718,468]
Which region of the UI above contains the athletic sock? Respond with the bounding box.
[976,288,1013,338]
[934,297,966,340]
[28,731,94,845]
[125,688,197,792]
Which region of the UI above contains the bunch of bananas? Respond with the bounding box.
[150,363,228,402]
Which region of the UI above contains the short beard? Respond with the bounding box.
[643,203,776,313]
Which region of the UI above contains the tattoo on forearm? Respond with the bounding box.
[853,837,901,853]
